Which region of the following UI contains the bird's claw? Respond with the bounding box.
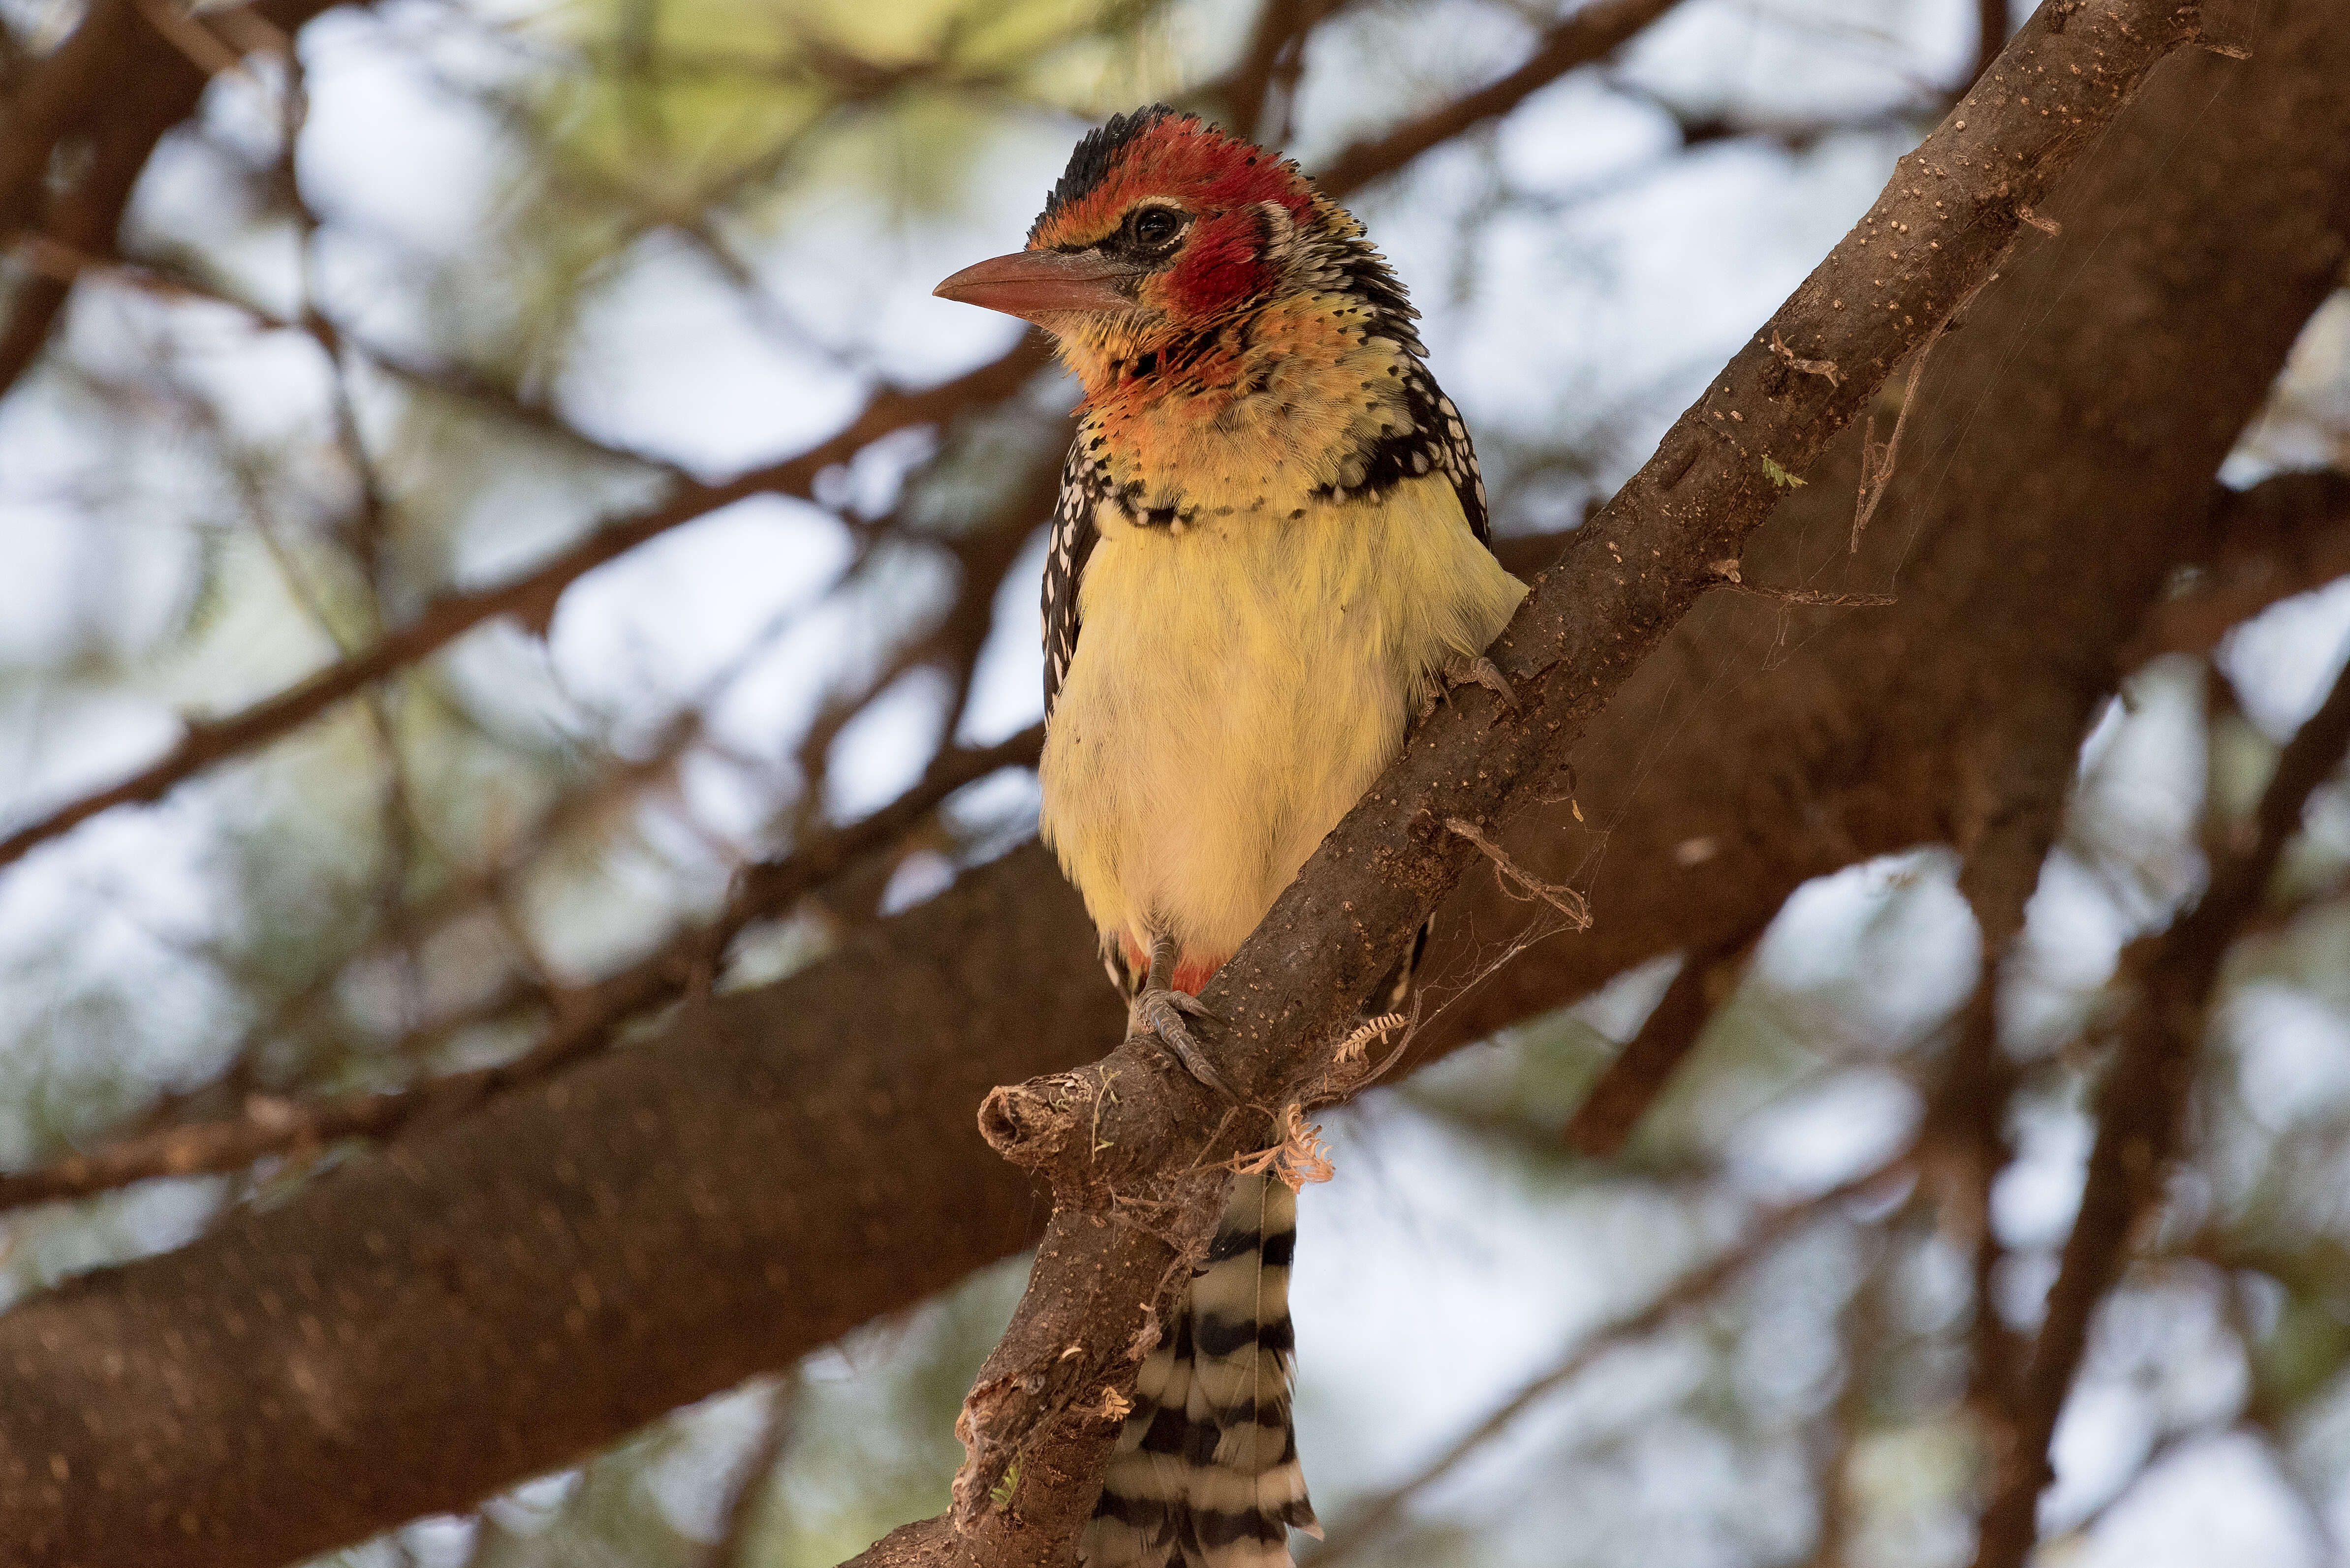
[1128,987,1234,1099]
[1420,653,1520,721]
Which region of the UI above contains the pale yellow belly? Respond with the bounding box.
[1037,473,1524,971]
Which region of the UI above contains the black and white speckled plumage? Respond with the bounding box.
[1044,440,1113,723]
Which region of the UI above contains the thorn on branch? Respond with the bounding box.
[1445,817,1592,929]
[1768,329,1841,385]
[1324,1009,1422,1100]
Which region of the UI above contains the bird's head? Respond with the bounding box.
[935,107,1404,395]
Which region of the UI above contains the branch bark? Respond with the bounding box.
[5,2,2349,1563]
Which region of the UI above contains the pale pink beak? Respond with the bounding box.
[933,249,1139,324]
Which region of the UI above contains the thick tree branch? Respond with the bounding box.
[1545,452,2350,1162]
[1967,644,2350,1568]
[911,5,2206,1561]
[4,3,2348,1562]
[0,847,1124,1568]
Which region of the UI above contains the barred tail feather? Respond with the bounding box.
[1081,1171,1319,1567]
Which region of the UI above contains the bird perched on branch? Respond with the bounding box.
[935,105,1523,1567]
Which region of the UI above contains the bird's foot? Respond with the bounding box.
[1128,986,1234,1099]
[1420,653,1519,721]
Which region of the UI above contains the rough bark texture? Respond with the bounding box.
[2,2,2348,1563]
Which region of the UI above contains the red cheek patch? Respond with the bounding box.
[1164,212,1274,318]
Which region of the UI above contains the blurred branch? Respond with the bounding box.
[2122,469,2350,665]
[871,8,2201,1563]
[1210,0,1324,145]
[0,724,1041,1216]
[1970,0,2011,93]
[1811,1217,1898,1568]
[0,0,1690,880]
[787,456,1062,834]
[704,1380,795,1568]
[1310,1157,1910,1568]
[1944,976,2029,1438]
[0,338,1050,875]
[1966,642,2350,1568]
[1560,938,1747,1156]
[9,239,692,481]
[1929,643,2096,1481]
[159,709,713,1116]
[1601,75,1943,156]
[1314,0,1687,196]
[0,0,348,398]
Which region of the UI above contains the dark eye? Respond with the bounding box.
[1129,207,1182,248]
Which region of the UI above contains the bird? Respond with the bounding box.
[934,105,1525,1568]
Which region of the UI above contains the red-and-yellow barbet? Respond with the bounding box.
[935,106,1523,1568]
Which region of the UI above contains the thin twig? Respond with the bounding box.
[1734,582,1896,608]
